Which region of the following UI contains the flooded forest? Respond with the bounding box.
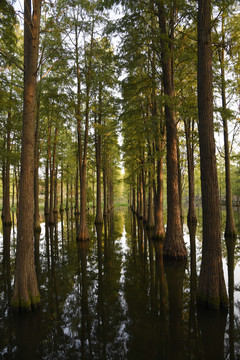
[1,0,240,359]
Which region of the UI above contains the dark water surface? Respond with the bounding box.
[1,208,240,359]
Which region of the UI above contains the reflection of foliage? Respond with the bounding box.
[1,208,240,358]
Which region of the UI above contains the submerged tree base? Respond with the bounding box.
[197,294,228,310]
[11,295,41,312]
[76,224,90,241]
[163,236,187,259]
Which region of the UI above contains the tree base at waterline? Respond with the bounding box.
[76,224,90,242]
[11,294,40,312]
[163,234,187,259]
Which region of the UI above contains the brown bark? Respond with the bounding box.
[75,162,80,214]
[53,164,58,214]
[184,118,197,224]
[95,83,103,224]
[77,24,94,241]
[60,165,64,212]
[132,180,136,213]
[219,14,236,238]
[12,0,41,310]
[155,131,165,240]
[65,172,69,211]
[157,0,187,258]
[103,160,108,216]
[49,127,58,225]
[2,158,6,220]
[44,125,51,215]
[3,117,12,226]
[34,81,41,232]
[14,165,19,220]
[197,0,228,308]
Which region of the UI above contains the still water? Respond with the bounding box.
[0,208,240,359]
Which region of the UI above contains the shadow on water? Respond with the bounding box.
[1,208,240,359]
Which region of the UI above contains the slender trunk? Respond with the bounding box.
[219,13,236,237]
[53,164,58,214]
[142,168,147,221]
[197,0,228,308]
[49,127,58,225]
[60,164,64,212]
[44,125,51,215]
[2,149,6,220]
[132,179,136,213]
[103,161,107,216]
[66,172,69,211]
[75,162,79,214]
[147,180,155,229]
[95,84,103,224]
[12,178,14,208]
[77,22,94,241]
[155,125,165,240]
[158,0,187,258]
[14,165,19,221]
[34,79,41,232]
[12,0,41,310]
[109,178,114,210]
[184,118,197,224]
[3,118,12,226]
[177,136,183,224]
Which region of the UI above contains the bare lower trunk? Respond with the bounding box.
[77,163,89,241]
[34,87,41,232]
[158,0,187,258]
[60,165,64,212]
[53,164,58,214]
[197,0,228,308]
[219,18,236,237]
[3,124,12,226]
[12,0,41,310]
[155,137,165,240]
[184,118,197,224]
[147,182,155,229]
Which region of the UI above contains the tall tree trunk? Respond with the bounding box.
[2,157,6,221]
[147,181,155,229]
[65,170,69,211]
[155,127,165,240]
[14,165,19,221]
[53,164,58,214]
[197,0,228,308]
[103,160,107,216]
[219,13,236,238]
[95,83,103,224]
[75,162,79,214]
[60,164,64,212]
[49,126,58,225]
[184,118,197,224]
[77,23,94,241]
[12,0,41,310]
[44,125,51,215]
[132,179,136,213]
[157,0,187,258]
[34,79,41,232]
[3,115,12,226]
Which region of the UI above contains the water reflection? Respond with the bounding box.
[0,208,240,359]
[226,237,236,360]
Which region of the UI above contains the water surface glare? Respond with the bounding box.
[0,208,240,359]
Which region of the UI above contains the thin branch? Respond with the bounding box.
[0,48,24,72]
